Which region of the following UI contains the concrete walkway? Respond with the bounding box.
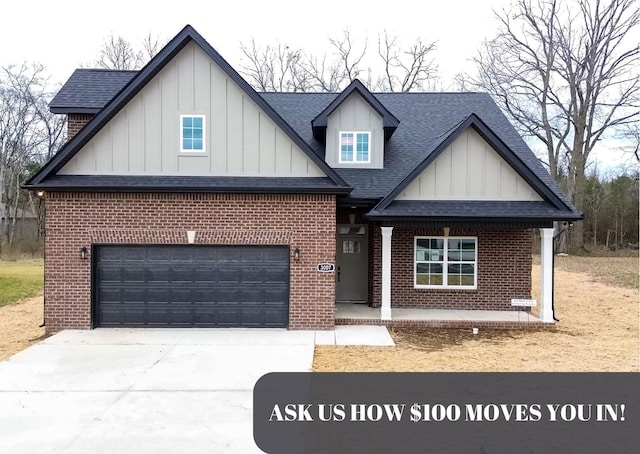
[0,327,393,454]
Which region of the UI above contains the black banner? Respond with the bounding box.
[254,372,640,453]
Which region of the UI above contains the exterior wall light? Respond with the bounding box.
[293,247,300,261]
[443,227,450,237]
[36,191,45,198]
[80,247,88,260]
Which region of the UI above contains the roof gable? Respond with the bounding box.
[311,79,399,141]
[374,113,572,212]
[27,25,349,190]
[395,126,543,201]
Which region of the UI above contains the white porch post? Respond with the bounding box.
[539,228,555,323]
[381,227,393,320]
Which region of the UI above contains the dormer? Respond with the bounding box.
[312,80,399,169]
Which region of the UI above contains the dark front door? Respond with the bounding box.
[336,225,368,302]
[94,245,289,327]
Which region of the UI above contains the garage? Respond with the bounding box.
[94,245,290,328]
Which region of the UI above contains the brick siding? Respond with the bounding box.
[67,114,94,139]
[44,192,336,333]
[371,226,533,311]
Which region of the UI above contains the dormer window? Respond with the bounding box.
[339,131,370,163]
[181,115,205,152]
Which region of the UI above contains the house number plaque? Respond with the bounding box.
[317,263,335,273]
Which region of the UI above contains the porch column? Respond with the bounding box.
[539,228,555,323]
[381,226,393,320]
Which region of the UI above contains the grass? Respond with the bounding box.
[0,260,44,307]
[532,254,638,289]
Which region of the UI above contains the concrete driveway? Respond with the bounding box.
[0,329,317,454]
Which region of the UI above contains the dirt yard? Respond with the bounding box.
[314,256,639,372]
[0,294,46,361]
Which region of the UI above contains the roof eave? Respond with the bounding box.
[50,107,101,115]
[365,213,583,222]
[22,183,353,195]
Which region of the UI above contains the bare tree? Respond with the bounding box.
[329,30,367,84]
[96,34,139,70]
[239,29,437,93]
[239,39,310,92]
[618,122,640,162]
[0,63,65,249]
[140,33,163,64]
[375,31,438,92]
[471,0,640,248]
[95,33,165,70]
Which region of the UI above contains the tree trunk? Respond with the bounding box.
[569,128,586,249]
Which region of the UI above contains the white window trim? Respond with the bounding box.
[338,131,371,164]
[414,236,478,290]
[180,115,206,154]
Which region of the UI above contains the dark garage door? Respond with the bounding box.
[95,245,289,328]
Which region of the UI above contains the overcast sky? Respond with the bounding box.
[2,0,511,85]
[2,0,637,170]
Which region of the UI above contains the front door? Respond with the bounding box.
[336,225,368,302]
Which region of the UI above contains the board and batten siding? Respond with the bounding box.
[397,127,543,201]
[59,42,325,178]
[325,93,384,169]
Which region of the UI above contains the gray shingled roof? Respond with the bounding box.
[49,69,137,113]
[261,92,574,210]
[42,65,578,218]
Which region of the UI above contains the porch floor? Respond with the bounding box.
[335,303,551,330]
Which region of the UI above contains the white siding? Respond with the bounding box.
[397,127,543,201]
[325,93,384,169]
[59,42,325,178]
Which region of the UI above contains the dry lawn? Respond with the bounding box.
[0,294,46,361]
[314,256,639,372]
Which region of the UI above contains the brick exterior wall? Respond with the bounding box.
[67,114,94,139]
[44,192,336,333]
[371,226,533,311]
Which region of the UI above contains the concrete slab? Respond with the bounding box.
[0,344,170,391]
[131,344,313,391]
[314,330,336,345]
[62,391,261,454]
[334,326,395,346]
[0,328,316,453]
[0,391,122,454]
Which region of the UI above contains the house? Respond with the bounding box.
[0,206,39,240]
[25,25,581,333]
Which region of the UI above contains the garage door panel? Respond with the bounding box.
[217,248,241,262]
[147,267,171,283]
[122,267,146,282]
[146,248,172,261]
[98,266,123,283]
[265,248,289,262]
[264,267,288,284]
[95,245,289,328]
[217,267,240,283]
[192,267,218,283]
